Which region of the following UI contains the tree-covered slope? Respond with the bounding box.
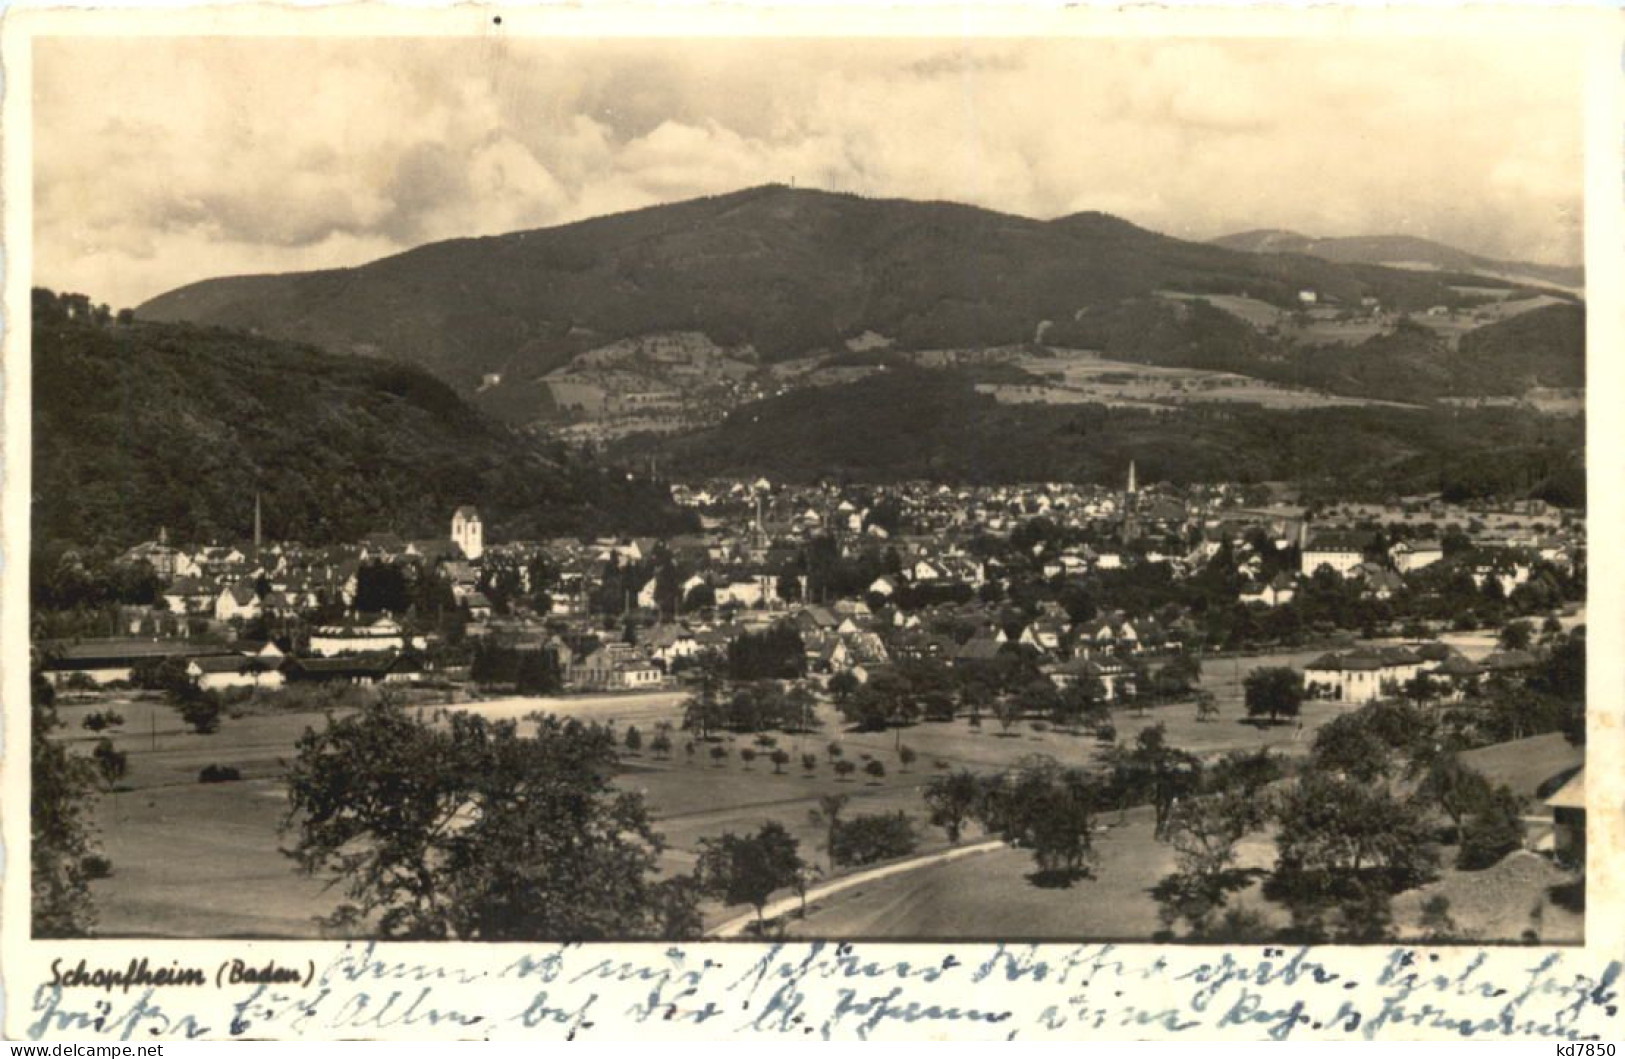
[625,366,1584,505]
[33,290,693,548]
[137,185,1515,392]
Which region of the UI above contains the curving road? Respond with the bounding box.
[707,838,1007,938]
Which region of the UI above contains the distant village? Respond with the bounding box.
[37,465,1585,711]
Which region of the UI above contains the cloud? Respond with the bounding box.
[32,35,1585,310]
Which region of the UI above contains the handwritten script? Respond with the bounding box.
[22,943,1622,1041]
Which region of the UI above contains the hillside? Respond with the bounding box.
[1212,229,1584,292]
[137,185,1529,395]
[622,366,1584,506]
[32,290,694,549]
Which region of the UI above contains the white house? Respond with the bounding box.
[309,616,424,657]
[1391,540,1445,574]
[1303,647,1423,704]
[1301,532,1371,577]
[214,581,262,622]
[188,653,286,692]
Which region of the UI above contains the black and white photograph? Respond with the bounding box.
[24,19,1595,957]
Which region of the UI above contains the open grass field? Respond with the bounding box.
[990,351,1415,412]
[64,636,1571,941]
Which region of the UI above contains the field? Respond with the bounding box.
[984,351,1415,412]
[63,640,1575,942]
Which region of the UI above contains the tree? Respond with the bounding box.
[650,730,673,759]
[1498,619,1535,652]
[834,759,857,782]
[1155,790,1266,935]
[515,650,562,695]
[801,752,818,776]
[827,741,844,763]
[1244,667,1304,725]
[808,793,849,869]
[624,726,643,755]
[830,812,918,866]
[33,671,100,936]
[1104,724,1202,839]
[839,686,893,732]
[864,759,887,784]
[282,704,695,939]
[92,738,128,790]
[1415,754,1493,840]
[696,822,805,934]
[769,748,791,774]
[739,747,758,770]
[784,683,820,732]
[978,757,1099,884]
[993,694,1022,736]
[1194,691,1220,723]
[709,744,728,767]
[177,695,222,735]
[827,670,860,705]
[897,745,917,772]
[1168,790,1262,882]
[1310,713,1391,783]
[1270,769,1438,939]
[1456,784,1525,870]
[682,681,725,741]
[923,769,980,843]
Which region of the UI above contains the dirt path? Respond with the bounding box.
[707,838,1007,938]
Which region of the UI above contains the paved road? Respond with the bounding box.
[707,838,1006,938]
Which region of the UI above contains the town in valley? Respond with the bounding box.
[29,33,1590,949]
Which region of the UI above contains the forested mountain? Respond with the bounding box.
[1212,229,1584,291]
[622,366,1584,506]
[137,185,1538,392]
[33,290,694,548]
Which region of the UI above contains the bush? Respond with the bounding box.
[81,710,125,733]
[801,752,818,775]
[830,812,919,867]
[198,764,243,784]
[864,760,887,783]
[177,696,223,735]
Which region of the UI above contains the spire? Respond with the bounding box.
[1127,460,1137,496]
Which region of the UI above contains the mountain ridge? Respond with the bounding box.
[1211,228,1583,291]
[137,185,1560,396]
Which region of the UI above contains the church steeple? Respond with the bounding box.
[1127,460,1137,496]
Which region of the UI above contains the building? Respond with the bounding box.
[41,639,194,687]
[451,506,484,561]
[187,652,286,692]
[1547,768,1586,864]
[1300,531,1373,577]
[308,616,423,657]
[1391,539,1445,574]
[1303,646,1424,704]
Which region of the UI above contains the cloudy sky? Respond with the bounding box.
[36,34,1585,310]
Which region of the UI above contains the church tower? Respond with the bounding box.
[1121,461,1141,544]
[451,506,484,561]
